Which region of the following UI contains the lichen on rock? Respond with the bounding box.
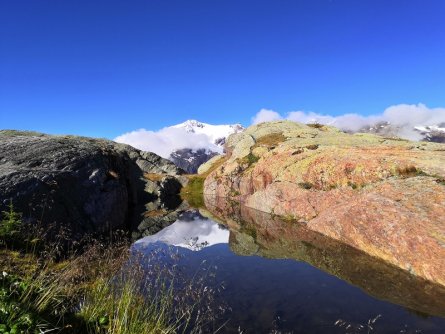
[203,121,445,287]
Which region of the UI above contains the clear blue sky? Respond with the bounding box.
[1,0,444,138]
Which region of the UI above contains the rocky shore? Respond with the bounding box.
[203,121,445,286]
[201,198,445,318]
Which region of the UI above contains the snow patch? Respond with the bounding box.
[114,120,244,158]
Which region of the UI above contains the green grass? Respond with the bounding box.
[0,205,220,333]
[180,176,205,208]
[0,267,71,334]
[78,275,176,334]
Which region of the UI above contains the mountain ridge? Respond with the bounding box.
[168,120,244,173]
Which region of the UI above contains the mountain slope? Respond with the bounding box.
[169,120,244,173]
[115,120,244,173]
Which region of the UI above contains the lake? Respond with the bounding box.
[131,202,445,334]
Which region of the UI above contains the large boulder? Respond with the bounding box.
[203,121,445,286]
[0,130,184,237]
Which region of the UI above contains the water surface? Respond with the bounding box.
[132,205,445,333]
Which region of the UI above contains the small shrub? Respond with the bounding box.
[231,190,241,196]
[305,144,319,150]
[298,182,313,190]
[0,202,22,247]
[282,214,298,223]
[396,165,426,178]
[347,181,358,190]
[307,123,324,129]
[246,153,260,166]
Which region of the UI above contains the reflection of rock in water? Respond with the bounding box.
[203,195,445,318]
[178,210,209,222]
[131,198,189,239]
[132,198,224,240]
[134,209,230,251]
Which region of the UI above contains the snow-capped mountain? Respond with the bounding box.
[358,121,401,137]
[413,123,445,143]
[172,120,244,148]
[134,210,229,251]
[114,120,244,174]
[169,120,244,173]
[169,148,218,174]
[358,121,445,143]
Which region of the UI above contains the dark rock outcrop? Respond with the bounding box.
[0,130,184,237]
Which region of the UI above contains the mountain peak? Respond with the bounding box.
[172,120,244,139]
[167,120,245,173]
[177,120,206,131]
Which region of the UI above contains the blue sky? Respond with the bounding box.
[1,0,444,138]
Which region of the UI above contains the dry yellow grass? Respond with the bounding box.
[254,132,287,148]
[144,173,166,182]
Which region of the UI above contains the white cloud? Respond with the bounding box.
[252,103,445,141]
[251,108,282,124]
[116,104,445,158]
[114,127,222,158]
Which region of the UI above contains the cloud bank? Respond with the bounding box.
[114,127,222,158]
[116,103,445,157]
[251,109,282,124]
[252,103,445,140]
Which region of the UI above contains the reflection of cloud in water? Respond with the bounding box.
[135,215,229,251]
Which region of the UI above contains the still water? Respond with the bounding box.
[132,205,445,333]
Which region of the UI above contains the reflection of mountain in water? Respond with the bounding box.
[135,210,229,251]
[202,196,445,318]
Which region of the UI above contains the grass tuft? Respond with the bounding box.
[254,133,286,148]
[144,173,167,182]
[243,153,260,167]
[396,165,427,178]
[0,205,223,333]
